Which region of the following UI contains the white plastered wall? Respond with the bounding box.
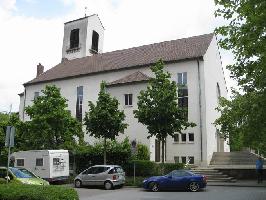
[202,36,230,165]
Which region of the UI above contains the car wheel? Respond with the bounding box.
[188,181,200,192]
[149,182,159,192]
[104,181,113,190]
[75,180,82,188]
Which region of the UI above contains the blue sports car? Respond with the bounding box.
[143,170,207,192]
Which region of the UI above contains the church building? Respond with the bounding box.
[19,14,230,166]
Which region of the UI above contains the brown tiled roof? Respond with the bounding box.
[107,71,151,87]
[25,33,213,86]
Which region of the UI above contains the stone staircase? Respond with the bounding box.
[191,168,236,182]
[210,151,258,166]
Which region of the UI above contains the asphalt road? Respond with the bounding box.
[76,186,266,200]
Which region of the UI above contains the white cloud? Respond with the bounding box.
[0,0,16,11]
[0,0,234,112]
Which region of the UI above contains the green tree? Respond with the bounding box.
[0,112,9,164]
[214,0,266,153]
[0,112,21,165]
[134,60,196,163]
[135,143,150,160]
[22,85,83,150]
[84,82,128,164]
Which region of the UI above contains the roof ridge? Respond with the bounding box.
[102,33,214,55]
[25,33,214,86]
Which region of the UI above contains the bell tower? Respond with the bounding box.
[62,14,104,60]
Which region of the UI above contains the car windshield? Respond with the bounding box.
[9,168,37,178]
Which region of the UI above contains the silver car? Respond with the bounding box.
[74,165,125,190]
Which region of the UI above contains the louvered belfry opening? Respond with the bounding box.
[91,30,99,53]
[70,29,79,49]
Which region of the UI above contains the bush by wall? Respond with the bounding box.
[123,160,158,177]
[73,138,132,173]
[123,161,184,177]
[133,143,150,160]
[0,184,78,200]
[158,163,184,174]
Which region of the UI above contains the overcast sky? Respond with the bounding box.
[0,0,234,113]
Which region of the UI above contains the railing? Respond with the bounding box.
[66,43,82,53]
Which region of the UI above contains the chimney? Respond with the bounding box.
[36,63,44,77]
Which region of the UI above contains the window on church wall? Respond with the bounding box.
[178,86,188,120]
[181,156,186,164]
[91,30,99,53]
[216,83,221,104]
[181,133,186,142]
[177,72,187,85]
[188,133,194,142]
[173,134,179,142]
[188,156,194,164]
[34,92,39,100]
[124,94,133,106]
[76,86,83,122]
[177,72,188,120]
[70,29,79,49]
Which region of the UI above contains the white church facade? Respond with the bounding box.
[19,14,230,167]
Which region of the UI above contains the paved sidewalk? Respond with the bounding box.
[208,180,266,187]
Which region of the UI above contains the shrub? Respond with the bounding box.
[134,143,150,160]
[159,163,184,174]
[73,138,132,173]
[0,184,78,200]
[123,160,158,177]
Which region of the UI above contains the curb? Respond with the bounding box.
[208,183,266,188]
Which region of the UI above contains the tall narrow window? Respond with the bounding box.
[181,156,186,164]
[177,72,188,120]
[173,134,179,142]
[70,29,79,49]
[177,72,187,85]
[91,30,99,53]
[188,156,194,164]
[181,133,186,142]
[216,83,221,104]
[76,86,83,122]
[188,133,194,142]
[124,94,133,106]
[34,92,39,100]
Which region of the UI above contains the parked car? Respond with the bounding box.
[143,170,207,192]
[0,167,49,185]
[74,165,125,190]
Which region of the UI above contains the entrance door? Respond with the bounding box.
[155,140,160,162]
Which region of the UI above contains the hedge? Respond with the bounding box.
[123,160,184,177]
[73,138,132,173]
[0,184,79,200]
[159,163,184,174]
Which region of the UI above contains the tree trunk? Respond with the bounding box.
[104,137,107,165]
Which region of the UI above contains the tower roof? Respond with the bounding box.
[25,33,214,86]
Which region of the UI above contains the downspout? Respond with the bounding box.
[197,58,203,162]
[22,88,26,121]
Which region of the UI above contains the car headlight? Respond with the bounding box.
[143,179,147,183]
